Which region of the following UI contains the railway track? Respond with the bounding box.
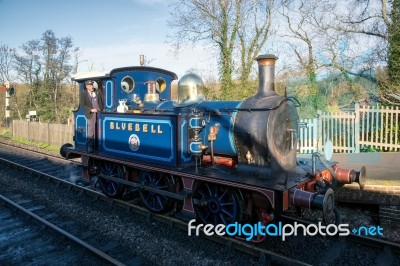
[0,141,399,265]
[0,193,126,265]
[280,215,400,265]
[0,142,306,265]
[0,142,85,185]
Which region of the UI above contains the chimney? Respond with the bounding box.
[255,54,278,98]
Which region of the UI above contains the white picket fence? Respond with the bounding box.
[298,103,400,153]
[358,105,400,150]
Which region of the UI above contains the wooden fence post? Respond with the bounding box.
[27,121,30,141]
[354,103,360,153]
[47,123,50,145]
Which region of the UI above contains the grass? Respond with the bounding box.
[0,128,12,138]
[11,137,60,152]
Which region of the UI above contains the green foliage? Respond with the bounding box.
[236,80,259,100]
[287,77,325,118]
[202,85,220,100]
[360,145,381,153]
[388,0,400,89]
[0,128,12,138]
[208,79,259,101]
[286,72,378,119]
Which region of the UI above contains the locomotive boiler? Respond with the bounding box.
[61,54,366,237]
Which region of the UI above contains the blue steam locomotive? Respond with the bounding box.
[61,55,366,236]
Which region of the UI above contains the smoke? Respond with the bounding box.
[64,163,81,183]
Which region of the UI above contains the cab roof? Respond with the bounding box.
[71,71,110,82]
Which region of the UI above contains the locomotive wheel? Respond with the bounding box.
[194,182,243,226]
[139,171,176,213]
[97,161,125,198]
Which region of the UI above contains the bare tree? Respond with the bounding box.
[53,34,73,121]
[332,0,399,92]
[0,44,16,84]
[14,30,77,123]
[277,0,335,114]
[237,0,274,84]
[168,0,276,99]
[279,0,324,83]
[276,0,396,112]
[14,40,41,110]
[169,0,242,97]
[1,44,30,121]
[72,47,84,103]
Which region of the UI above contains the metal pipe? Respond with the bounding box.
[312,152,319,175]
[312,152,338,182]
[210,140,214,165]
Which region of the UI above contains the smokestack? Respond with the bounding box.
[255,54,278,98]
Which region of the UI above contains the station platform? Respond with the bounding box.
[331,152,400,186]
[323,152,400,207]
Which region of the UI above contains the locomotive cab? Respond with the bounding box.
[111,66,177,108]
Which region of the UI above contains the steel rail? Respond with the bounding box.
[280,214,400,252]
[0,143,313,266]
[0,193,126,266]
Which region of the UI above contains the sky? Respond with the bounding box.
[0,0,218,79]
